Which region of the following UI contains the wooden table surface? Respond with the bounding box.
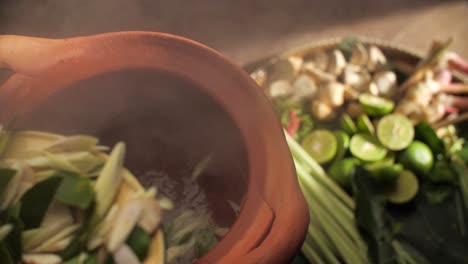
[0,0,467,67]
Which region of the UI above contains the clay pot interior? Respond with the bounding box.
[13,68,249,229]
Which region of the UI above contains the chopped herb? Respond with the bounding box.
[55,171,94,209]
[19,176,63,229]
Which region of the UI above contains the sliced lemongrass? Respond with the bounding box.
[95,142,125,218]
[45,135,99,153]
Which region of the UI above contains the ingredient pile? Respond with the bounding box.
[0,129,170,264]
[251,37,468,264]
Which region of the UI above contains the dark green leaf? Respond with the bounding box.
[422,183,453,205]
[127,225,151,261]
[337,36,358,59]
[296,114,314,142]
[415,122,445,157]
[457,144,468,163]
[19,176,62,229]
[104,255,115,264]
[394,240,431,264]
[351,167,398,264]
[55,171,94,209]
[63,255,80,264]
[6,218,22,262]
[0,169,16,198]
[59,235,85,261]
[84,252,98,264]
[0,242,13,264]
[427,160,457,184]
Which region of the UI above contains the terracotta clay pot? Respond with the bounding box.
[0,32,308,263]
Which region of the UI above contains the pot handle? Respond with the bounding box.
[0,35,65,76]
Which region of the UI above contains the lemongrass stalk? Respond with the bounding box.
[285,131,355,208]
[302,242,326,264]
[295,159,365,249]
[295,158,354,225]
[306,190,369,264]
[304,223,341,264]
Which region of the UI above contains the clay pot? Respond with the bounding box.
[0,32,308,263]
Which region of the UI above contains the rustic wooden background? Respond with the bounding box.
[0,0,466,66]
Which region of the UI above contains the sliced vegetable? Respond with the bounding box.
[334,131,350,161]
[94,143,125,219]
[0,241,13,264]
[377,114,414,151]
[301,130,337,164]
[0,168,16,199]
[127,225,151,261]
[385,170,419,204]
[20,176,63,229]
[107,199,143,252]
[0,224,13,241]
[350,133,387,162]
[356,114,375,135]
[359,93,395,116]
[45,135,99,153]
[22,253,62,264]
[341,114,358,135]
[55,171,94,209]
[113,244,140,264]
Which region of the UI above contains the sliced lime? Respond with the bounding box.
[356,114,375,135]
[385,170,419,204]
[328,158,358,188]
[340,114,358,135]
[350,133,387,162]
[334,130,350,161]
[301,130,337,164]
[377,114,414,151]
[359,93,395,116]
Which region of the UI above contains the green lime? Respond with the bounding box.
[334,130,350,161]
[398,141,434,175]
[377,114,414,151]
[350,133,388,162]
[385,170,419,204]
[356,114,375,135]
[328,158,358,188]
[414,121,445,156]
[340,114,358,135]
[301,130,337,164]
[359,93,395,116]
[366,163,403,185]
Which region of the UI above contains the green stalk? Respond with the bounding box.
[294,156,355,222]
[285,131,355,209]
[295,160,366,250]
[302,241,325,264]
[304,222,341,264]
[296,162,368,264]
